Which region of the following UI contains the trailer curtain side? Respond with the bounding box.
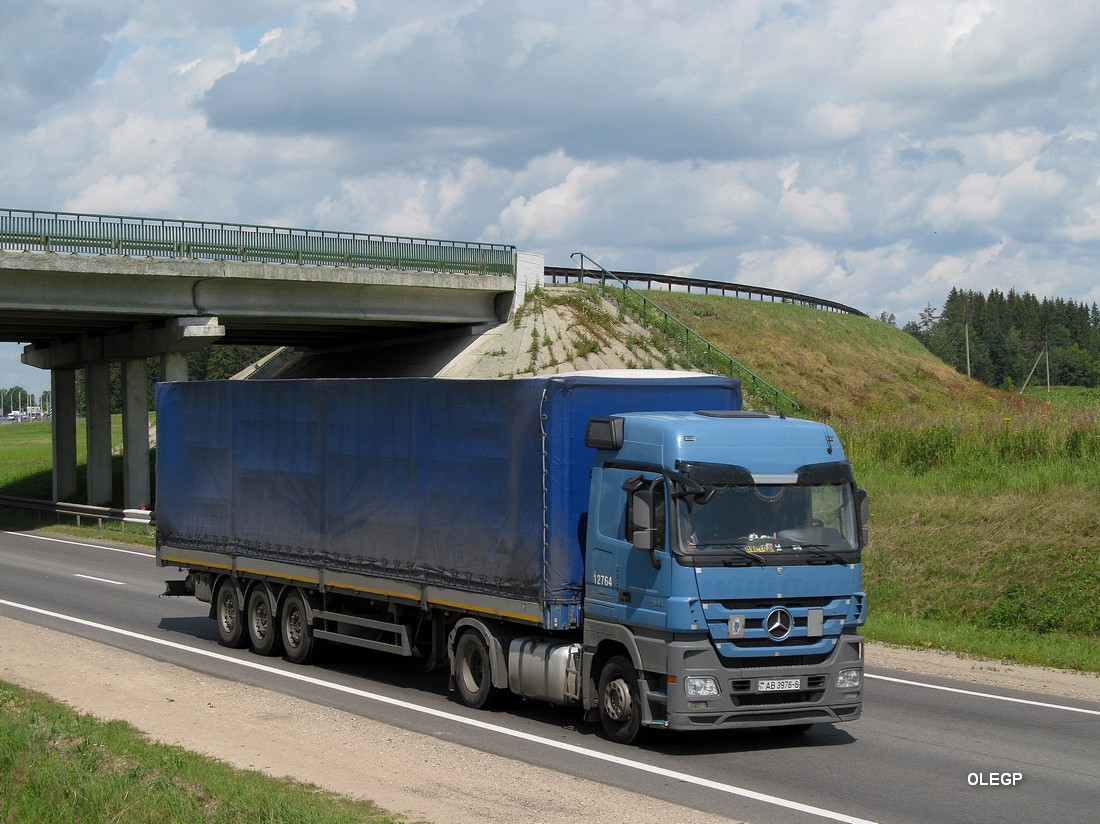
[155,375,741,620]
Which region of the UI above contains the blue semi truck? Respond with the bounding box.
[156,372,867,744]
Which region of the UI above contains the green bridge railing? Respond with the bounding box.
[571,252,800,415]
[0,208,516,277]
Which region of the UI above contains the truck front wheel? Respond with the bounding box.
[598,655,644,744]
[214,579,248,648]
[454,631,501,709]
[247,587,282,656]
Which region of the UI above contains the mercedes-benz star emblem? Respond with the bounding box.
[764,607,794,641]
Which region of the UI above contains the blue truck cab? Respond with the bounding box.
[580,410,867,742]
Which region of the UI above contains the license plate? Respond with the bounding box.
[757,678,801,692]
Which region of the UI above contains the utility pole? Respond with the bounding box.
[1020,344,1049,393]
[964,296,972,378]
[965,321,971,378]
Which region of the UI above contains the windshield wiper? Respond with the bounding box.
[791,543,851,564]
[691,543,770,565]
[722,551,767,567]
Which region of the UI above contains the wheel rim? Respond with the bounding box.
[460,645,484,694]
[604,677,633,723]
[252,598,270,640]
[285,605,303,648]
[218,592,236,634]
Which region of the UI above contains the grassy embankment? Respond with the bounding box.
[0,682,393,824]
[644,292,1100,673]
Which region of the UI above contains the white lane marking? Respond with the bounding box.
[866,673,1100,717]
[1,530,150,558]
[0,598,876,824]
[74,574,126,586]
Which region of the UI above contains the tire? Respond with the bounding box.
[214,579,248,648]
[598,655,645,745]
[246,587,283,656]
[281,589,320,665]
[454,631,501,709]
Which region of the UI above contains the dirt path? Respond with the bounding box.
[2,615,1097,824]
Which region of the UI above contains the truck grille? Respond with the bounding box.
[728,675,827,706]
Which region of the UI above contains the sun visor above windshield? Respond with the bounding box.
[795,460,856,484]
[675,461,754,485]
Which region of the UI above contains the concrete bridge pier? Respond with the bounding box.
[50,368,77,503]
[85,362,113,506]
[26,316,225,510]
[122,358,150,511]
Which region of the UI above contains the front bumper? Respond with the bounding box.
[655,634,864,731]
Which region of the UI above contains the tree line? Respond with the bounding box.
[904,288,1100,389]
[1,387,48,416]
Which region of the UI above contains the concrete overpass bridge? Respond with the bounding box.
[1,208,540,510]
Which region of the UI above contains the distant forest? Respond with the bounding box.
[904,288,1100,389]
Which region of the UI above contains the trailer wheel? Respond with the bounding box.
[246,587,282,656]
[214,579,248,648]
[281,590,320,665]
[454,631,500,709]
[598,655,644,745]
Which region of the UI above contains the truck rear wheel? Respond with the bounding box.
[247,587,282,656]
[598,655,644,745]
[214,579,248,648]
[281,590,320,665]
[454,631,501,709]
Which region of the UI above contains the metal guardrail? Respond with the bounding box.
[0,207,516,278]
[545,266,865,316]
[0,494,154,529]
[570,253,801,415]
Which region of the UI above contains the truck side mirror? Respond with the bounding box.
[630,488,657,552]
[856,487,870,547]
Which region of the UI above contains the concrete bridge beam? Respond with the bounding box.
[24,316,225,370]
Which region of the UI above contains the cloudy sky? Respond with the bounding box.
[3,0,1100,393]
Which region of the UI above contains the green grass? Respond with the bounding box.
[841,419,1100,643]
[0,416,153,506]
[864,612,1100,673]
[0,681,397,824]
[626,291,1100,671]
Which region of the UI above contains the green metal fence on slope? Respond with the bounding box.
[571,252,800,416]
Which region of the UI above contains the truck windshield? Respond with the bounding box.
[675,482,860,565]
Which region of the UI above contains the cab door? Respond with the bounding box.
[586,468,673,629]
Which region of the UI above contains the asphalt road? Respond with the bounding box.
[1,529,1097,824]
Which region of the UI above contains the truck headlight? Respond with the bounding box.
[684,676,720,698]
[836,668,861,689]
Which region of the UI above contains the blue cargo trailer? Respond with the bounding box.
[157,372,867,744]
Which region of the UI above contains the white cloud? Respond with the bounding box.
[1,0,1099,350]
[778,186,852,234]
[498,163,620,244]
